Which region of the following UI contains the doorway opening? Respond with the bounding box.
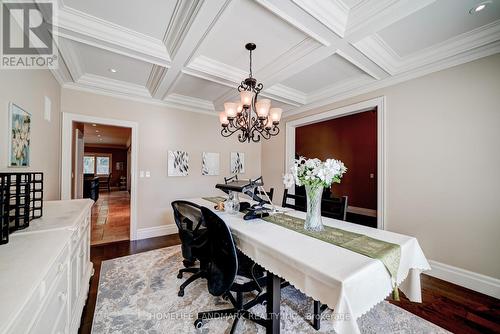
[72,122,132,245]
[62,112,139,242]
[295,109,377,227]
[286,97,385,229]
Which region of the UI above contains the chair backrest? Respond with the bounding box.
[171,200,205,261]
[282,189,348,220]
[321,196,348,221]
[200,207,238,297]
[257,187,274,202]
[282,188,306,212]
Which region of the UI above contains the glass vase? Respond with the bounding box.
[304,184,324,232]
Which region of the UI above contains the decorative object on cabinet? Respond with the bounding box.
[230,152,245,174]
[168,150,189,176]
[8,103,31,167]
[0,176,7,244]
[201,152,219,176]
[0,172,44,245]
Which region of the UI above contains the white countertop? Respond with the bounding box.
[12,199,93,234]
[0,199,93,333]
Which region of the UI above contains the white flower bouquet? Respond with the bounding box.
[283,157,347,231]
[283,156,347,189]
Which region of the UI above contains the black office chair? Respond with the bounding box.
[171,201,208,297]
[194,207,268,333]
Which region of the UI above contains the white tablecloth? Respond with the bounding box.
[190,198,431,334]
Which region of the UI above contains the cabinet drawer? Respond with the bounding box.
[29,263,69,334]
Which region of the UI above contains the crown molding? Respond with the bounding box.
[55,37,84,81]
[355,20,500,75]
[285,40,500,117]
[308,75,374,103]
[57,6,171,66]
[146,66,168,96]
[292,0,349,38]
[259,38,323,83]
[164,0,204,59]
[263,84,306,106]
[164,93,215,113]
[255,0,331,46]
[77,74,152,98]
[184,56,246,86]
[62,82,218,117]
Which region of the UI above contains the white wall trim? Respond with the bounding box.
[137,224,178,240]
[347,206,377,217]
[427,260,500,299]
[286,96,386,230]
[61,113,140,240]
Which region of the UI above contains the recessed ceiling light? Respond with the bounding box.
[97,134,101,137]
[109,68,117,73]
[95,130,99,133]
[92,123,97,127]
[99,138,103,141]
[469,2,489,14]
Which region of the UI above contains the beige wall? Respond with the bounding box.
[262,54,500,279]
[0,70,61,200]
[61,89,261,229]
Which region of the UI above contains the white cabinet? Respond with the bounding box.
[0,200,94,334]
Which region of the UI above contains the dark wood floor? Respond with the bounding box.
[78,235,500,334]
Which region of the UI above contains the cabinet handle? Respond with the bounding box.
[57,263,64,274]
[79,252,84,258]
[58,292,67,302]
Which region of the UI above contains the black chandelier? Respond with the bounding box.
[219,43,282,143]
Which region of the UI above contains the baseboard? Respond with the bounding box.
[136,224,178,240]
[347,206,377,217]
[427,260,500,299]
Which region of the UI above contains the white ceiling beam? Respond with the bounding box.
[56,6,171,66]
[152,0,232,100]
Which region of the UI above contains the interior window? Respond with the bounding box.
[96,156,110,175]
[83,156,95,174]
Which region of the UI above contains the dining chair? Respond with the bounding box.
[194,207,268,333]
[99,173,112,192]
[281,188,307,211]
[171,200,209,297]
[257,187,274,202]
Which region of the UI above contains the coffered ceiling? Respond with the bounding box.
[51,0,500,116]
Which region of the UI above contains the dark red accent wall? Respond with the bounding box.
[84,146,128,187]
[295,109,377,210]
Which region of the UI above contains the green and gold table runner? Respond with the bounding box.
[201,197,401,300]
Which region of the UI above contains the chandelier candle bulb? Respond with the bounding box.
[240,91,254,106]
[236,102,243,114]
[219,112,229,126]
[256,99,271,119]
[224,102,238,119]
[270,108,283,123]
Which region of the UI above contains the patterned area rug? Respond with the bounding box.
[92,246,449,333]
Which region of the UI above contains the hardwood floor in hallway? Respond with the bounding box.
[91,191,130,245]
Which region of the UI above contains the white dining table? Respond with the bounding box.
[189,197,431,334]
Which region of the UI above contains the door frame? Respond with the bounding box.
[61,112,139,240]
[285,96,386,229]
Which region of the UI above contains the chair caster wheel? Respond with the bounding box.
[178,289,184,297]
[194,319,204,329]
[177,272,183,279]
